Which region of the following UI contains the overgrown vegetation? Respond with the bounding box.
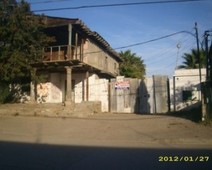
[0,0,52,103]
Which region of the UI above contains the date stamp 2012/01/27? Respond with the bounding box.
[158,156,210,162]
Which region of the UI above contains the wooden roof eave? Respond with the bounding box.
[43,16,122,62]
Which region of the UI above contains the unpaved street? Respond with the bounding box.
[0,114,212,169]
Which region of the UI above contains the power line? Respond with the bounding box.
[66,30,197,57]
[144,40,195,66]
[32,0,205,12]
[114,31,190,50]
[27,0,74,5]
[147,38,197,75]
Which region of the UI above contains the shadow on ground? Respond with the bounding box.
[168,104,202,123]
[0,141,211,170]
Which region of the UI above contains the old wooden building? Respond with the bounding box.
[31,16,122,107]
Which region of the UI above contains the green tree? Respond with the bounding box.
[178,48,206,69]
[0,0,52,103]
[119,50,145,79]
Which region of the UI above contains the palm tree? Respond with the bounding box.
[119,50,145,79]
[178,49,206,69]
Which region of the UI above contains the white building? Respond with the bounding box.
[170,69,206,111]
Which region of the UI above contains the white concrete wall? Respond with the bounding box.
[36,72,109,112]
[170,69,206,111]
[50,73,63,103]
[72,73,86,103]
[88,74,109,112]
[72,73,109,112]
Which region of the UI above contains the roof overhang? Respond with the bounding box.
[42,15,122,62]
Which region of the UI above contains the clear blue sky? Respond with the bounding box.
[25,0,212,77]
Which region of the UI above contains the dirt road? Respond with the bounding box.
[0,114,212,169]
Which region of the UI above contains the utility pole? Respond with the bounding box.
[195,22,202,85]
[204,30,212,119]
[205,31,209,81]
[209,41,212,84]
[195,22,206,120]
[210,44,212,84]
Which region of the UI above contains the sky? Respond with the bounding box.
[24,0,212,77]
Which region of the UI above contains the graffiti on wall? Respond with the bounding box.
[37,83,51,103]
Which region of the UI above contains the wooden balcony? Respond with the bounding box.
[43,45,83,62]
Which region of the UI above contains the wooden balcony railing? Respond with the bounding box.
[43,45,81,62]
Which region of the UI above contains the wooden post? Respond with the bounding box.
[75,32,78,60]
[68,24,72,60]
[50,47,52,61]
[81,38,84,62]
[58,46,61,60]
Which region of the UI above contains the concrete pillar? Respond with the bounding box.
[30,68,37,103]
[30,81,36,102]
[66,66,72,102]
[86,71,89,101]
